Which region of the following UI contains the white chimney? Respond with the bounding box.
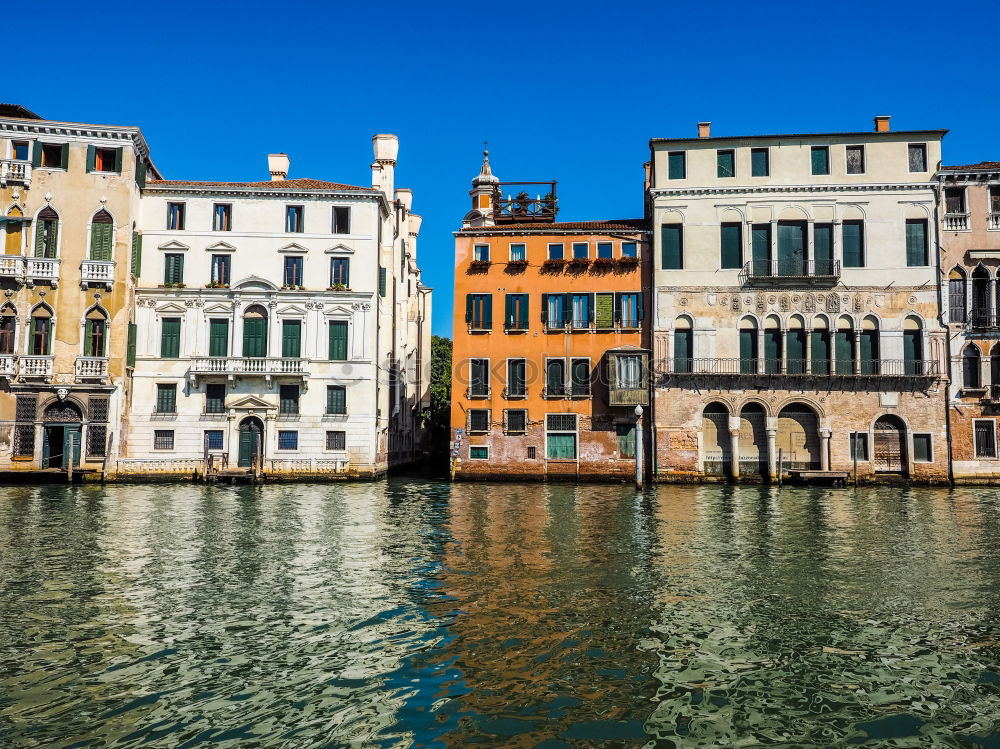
[408,213,422,237]
[371,134,398,197]
[268,153,289,181]
[395,187,413,212]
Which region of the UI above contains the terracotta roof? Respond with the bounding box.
[460,219,649,234]
[147,178,378,192]
[940,162,1000,172]
[650,129,948,144]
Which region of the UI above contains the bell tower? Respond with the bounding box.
[462,150,499,228]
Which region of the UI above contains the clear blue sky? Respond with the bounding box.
[24,0,1000,338]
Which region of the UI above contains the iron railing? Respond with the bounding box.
[665,357,938,377]
[968,310,1000,329]
[740,259,840,285]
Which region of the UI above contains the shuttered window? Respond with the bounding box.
[842,221,864,268]
[835,330,854,375]
[35,208,58,258]
[329,320,348,360]
[507,359,526,397]
[160,318,181,358]
[84,318,106,357]
[811,146,829,175]
[279,385,300,415]
[751,148,769,176]
[661,224,682,269]
[90,213,113,261]
[242,317,267,358]
[906,220,928,267]
[814,223,833,273]
[378,267,387,297]
[720,223,741,269]
[156,384,177,414]
[208,319,229,357]
[667,151,686,180]
[131,231,142,276]
[281,320,301,358]
[466,294,492,329]
[127,323,137,368]
[811,331,830,375]
[205,384,226,414]
[674,329,693,372]
[470,359,489,397]
[164,253,184,284]
[505,294,529,330]
[326,385,347,415]
[717,150,735,178]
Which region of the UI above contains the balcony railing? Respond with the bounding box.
[19,355,53,380]
[465,386,491,399]
[740,260,840,286]
[944,213,970,231]
[81,260,115,288]
[76,356,109,380]
[542,385,567,398]
[26,257,60,284]
[609,386,648,406]
[189,357,309,377]
[990,212,1000,231]
[666,358,939,378]
[968,310,1000,330]
[502,387,527,399]
[0,256,24,278]
[0,355,15,379]
[545,318,641,332]
[985,385,1000,403]
[0,159,31,187]
[491,181,557,224]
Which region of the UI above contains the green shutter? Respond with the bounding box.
[136,160,147,188]
[751,225,770,270]
[165,253,184,284]
[504,294,513,328]
[127,323,137,368]
[764,330,781,374]
[787,330,806,373]
[91,222,112,261]
[674,329,692,371]
[661,224,682,270]
[811,331,830,374]
[668,152,685,179]
[86,145,96,173]
[34,221,45,257]
[751,149,768,177]
[329,321,348,360]
[327,386,346,414]
[160,318,181,358]
[242,318,267,357]
[378,266,387,297]
[904,331,921,373]
[84,319,95,357]
[113,147,123,174]
[31,142,42,166]
[281,320,301,358]
[209,319,229,357]
[131,232,142,276]
[814,223,833,272]
[465,294,473,323]
[811,147,829,175]
[740,330,756,373]
[778,222,805,274]
[860,330,878,374]
[842,221,863,268]
[482,294,492,328]
[906,220,927,266]
[60,143,69,170]
[835,331,853,375]
[721,223,741,269]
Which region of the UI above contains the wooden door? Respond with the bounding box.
[874,417,906,473]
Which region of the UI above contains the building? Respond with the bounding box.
[450,152,651,481]
[648,118,950,483]
[0,104,158,476]
[120,136,431,480]
[939,161,1000,482]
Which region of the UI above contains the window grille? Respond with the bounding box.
[326,431,346,450]
[15,395,37,422]
[87,425,107,457]
[13,424,34,457]
[547,414,577,432]
[89,397,109,423]
[153,430,174,450]
[468,409,490,433]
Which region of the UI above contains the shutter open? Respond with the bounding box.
[60,143,69,170]
[31,142,42,166]
[329,321,348,360]
[483,294,492,329]
[127,323,137,368]
[136,161,147,188]
[113,148,123,174]
[86,145,96,173]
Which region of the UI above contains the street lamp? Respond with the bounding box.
[634,405,643,490]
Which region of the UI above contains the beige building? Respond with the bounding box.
[0,104,157,476]
[939,161,1000,482]
[648,117,949,483]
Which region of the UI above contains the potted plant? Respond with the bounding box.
[329,283,349,291]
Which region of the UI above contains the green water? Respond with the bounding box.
[0,482,998,748]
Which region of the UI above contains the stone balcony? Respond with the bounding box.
[25,257,60,287]
[0,355,15,381]
[19,355,53,381]
[0,256,25,279]
[944,213,970,231]
[0,159,31,187]
[80,260,115,290]
[189,357,309,385]
[75,356,109,381]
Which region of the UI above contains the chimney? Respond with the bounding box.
[268,153,289,181]
[874,115,890,133]
[371,134,398,196]
[698,121,711,138]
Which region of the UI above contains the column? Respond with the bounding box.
[757,328,765,373]
[766,421,778,481]
[769,219,778,275]
[805,328,812,374]
[820,428,831,471]
[807,219,815,275]
[781,330,788,374]
[853,330,862,375]
[728,415,741,480]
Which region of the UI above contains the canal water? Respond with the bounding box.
[1,482,998,748]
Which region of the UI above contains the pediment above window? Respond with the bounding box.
[276,304,307,316]
[203,303,234,314]
[324,243,355,255]
[158,240,190,251]
[228,395,276,411]
[232,275,278,290]
[155,302,187,314]
[277,242,309,254]
[206,241,236,252]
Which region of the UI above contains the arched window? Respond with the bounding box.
[739,317,758,373]
[764,315,782,374]
[811,316,830,375]
[992,344,1000,389]
[673,316,692,373]
[84,307,108,358]
[5,206,23,254]
[90,210,114,261]
[835,316,855,375]
[787,315,806,374]
[903,317,923,375]
[0,304,15,355]
[971,267,991,327]
[963,345,982,389]
[861,316,880,375]
[948,268,967,324]
[242,305,268,357]
[34,207,59,258]
[29,305,53,355]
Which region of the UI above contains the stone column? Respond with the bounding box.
[769,219,778,275]
[854,330,862,375]
[807,219,815,274]
[729,416,741,480]
[805,328,813,374]
[820,428,831,471]
[781,330,788,373]
[757,327,765,373]
[766,424,778,481]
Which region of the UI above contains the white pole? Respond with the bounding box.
[635,405,644,490]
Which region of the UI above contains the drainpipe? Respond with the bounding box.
[934,178,955,485]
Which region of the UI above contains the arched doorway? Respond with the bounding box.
[701,402,729,477]
[874,415,907,475]
[739,403,768,478]
[776,404,820,470]
[42,400,82,469]
[237,416,264,468]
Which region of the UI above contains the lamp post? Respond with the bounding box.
[634,404,643,490]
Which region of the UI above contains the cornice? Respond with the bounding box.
[0,118,152,160]
[142,185,383,201]
[454,229,651,237]
[650,182,935,198]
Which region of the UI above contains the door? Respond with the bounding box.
[813,224,833,275]
[64,426,81,468]
[874,416,906,474]
[43,425,63,468]
[777,222,805,276]
[238,419,263,468]
[242,317,267,358]
[752,225,770,276]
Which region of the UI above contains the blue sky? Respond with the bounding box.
[24,0,1000,338]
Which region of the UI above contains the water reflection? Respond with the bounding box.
[0,482,997,747]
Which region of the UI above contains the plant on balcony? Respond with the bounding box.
[159,282,186,288]
[542,258,568,268]
[592,257,616,267]
[205,281,229,289]
[513,191,531,216]
[281,284,306,290]
[469,259,491,269]
[617,255,640,266]
[506,258,528,268]
[569,256,590,266]
[328,283,349,291]
[541,192,559,216]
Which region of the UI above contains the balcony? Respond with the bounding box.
[740,260,840,286]
[188,357,309,385]
[26,257,60,286]
[19,356,53,380]
[75,356,109,381]
[81,260,115,290]
[0,355,15,380]
[943,213,970,231]
[984,385,1000,404]
[0,256,25,279]
[0,159,31,187]
[665,358,939,380]
[502,387,527,399]
[465,386,491,399]
[492,181,557,224]
[990,212,1000,231]
[967,311,1000,330]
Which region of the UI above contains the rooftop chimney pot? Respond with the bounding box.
[874,115,891,133]
[268,153,289,181]
[698,121,711,138]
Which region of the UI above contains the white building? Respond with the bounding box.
[120,137,431,479]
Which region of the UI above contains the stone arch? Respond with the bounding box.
[776,402,821,470]
[841,204,866,221]
[738,402,769,478]
[701,401,730,478]
[43,399,83,422]
[34,205,60,258]
[904,203,931,220]
[873,414,907,475]
[778,205,810,221]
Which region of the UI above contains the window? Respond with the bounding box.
[468,409,490,433]
[378,266,386,297]
[284,256,304,286]
[661,224,682,269]
[473,244,490,262]
[281,320,301,358]
[211,254,231,285]
[160,318,181,358]
[84,309,107,357]
[842,221,864,268]
[330,257,350,287]
[570,358,590,396]
[720,223,742,269]
[509,243,526,262]
[279,384,300,415]
[949,270,967,324]
[570,293,592,328]
[717,149,735,178]
[545,358,566,396]
[155,384,177,414]
[153,430,174,450]
[329,320,348,360]
[29,310,51,355]
[846,145,865,174]
[667,151,686,180]
[547,243,564,260]
[326,430,346,450]
[89,210,113,261]
[131,230,142,276]
[204,430,224,450]
[912,433,932,463]
[505,294,529,331]
[908,144,927,173]
[208,319,229,357]
[597,242,613,259]
[34,207,59,258]
[595,292,615,330]
[166,203,185,230]
[616,355,643,389]
[905,219,928,267]
[92,147,119,173]
[326,385,347,415]
[11,141,28,160]
[945,188,966,215]
[751,148,769,177]
[39,143,67,169]
[674,327,693,373]
[617,292,641,328]
[991,186,1000,214]
[507,359,527,398]
[213,204,232,231]
[573,242,589,260]
[469,446,489,460]
[205,383,226,414]
[527,446,537,459]
[278,430,298,450]
[505,409,527,434]
[963,346,982,389]
[470,358,490,397]
[286,205,304,232]
[811,146,829,176]
[850,433,869,461]
[975,420,997,458]
[621,242,637,259]
[332,206,351,234]
[164,253,184,284]
[466,293,492,329]
[546,414,577,459]
[616,423,636,459]
[543,293,566,329]
[0,313,14,354]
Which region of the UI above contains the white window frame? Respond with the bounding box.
[473,243,490,262]
[571,241,589,259]
[166,202,186,231]
[544,356,567,397]
[547,243,565,260]
[468,444,490,460]
[911,432,933,463]
[973,418,998,459]
[503,408,528,434]
[505,357,527,398]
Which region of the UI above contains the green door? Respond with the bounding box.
[787,330,806,373]
[904,330,921,375]
[777,222,805,275]
[752,225,770,275]
[740,329,757,373]
[242,318,267,357]
[64,426,81,468]
[835,331,854,375]
[811,331,830,374]
[237,420,262,468]
[282,320,301,358]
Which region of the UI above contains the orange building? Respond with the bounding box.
[450,153,650,481]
